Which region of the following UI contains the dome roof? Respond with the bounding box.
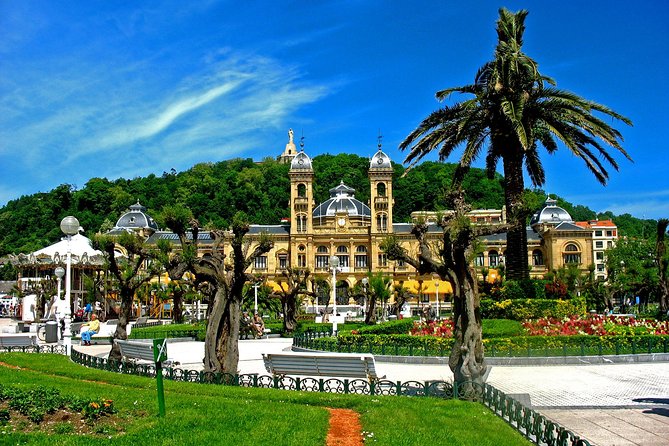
[369,149,392,169]
[530,197,573,226]
[114,201,158,231]
[290,151,313,171]
[313,181,371,218]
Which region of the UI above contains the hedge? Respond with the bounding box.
[353,319,415,335]
[129,323,204,340]
[480,297,587,320]
[298,333,669,358]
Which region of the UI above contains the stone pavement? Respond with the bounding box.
[2,317,667,445]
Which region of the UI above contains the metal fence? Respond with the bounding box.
[68,348,591,446]
[0,345,67,354]
[294,331,669,358]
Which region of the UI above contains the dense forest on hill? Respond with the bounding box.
[0,154,656,259]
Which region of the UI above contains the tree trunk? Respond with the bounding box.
[282,297,298,334]
[449,263,487,388]
[203,288,241,374]
[502,153,530,281]
[108,287,133,361]
[172,288,184,324]
[365,296,377,325]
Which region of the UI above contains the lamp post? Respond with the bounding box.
[253,282,260,315]
[361,277,368,319]
[330,255,339,334]
[59,216,79,350]
[434,278,440,320]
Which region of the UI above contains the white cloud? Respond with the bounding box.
[0,48,331,202]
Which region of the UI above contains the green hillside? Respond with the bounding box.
[0,154,655,261]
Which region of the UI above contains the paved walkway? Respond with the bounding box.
[2,318,667,445]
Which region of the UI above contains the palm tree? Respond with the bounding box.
[657,219,668,313]
[400,8,632,280]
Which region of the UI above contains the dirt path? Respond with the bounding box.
[326,408,364,446]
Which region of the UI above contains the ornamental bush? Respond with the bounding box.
[304,333,669,357]
[480,297,586,320]
[353,319,415,335]
[129,323,204,340]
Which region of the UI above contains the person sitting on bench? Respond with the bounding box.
[253,313,265,338]
[80,314,100,346]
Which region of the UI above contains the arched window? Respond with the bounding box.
[474,252,484,267]
[296,214,307,233]
[315,245,329,269]
[376,213,388,232]
[336,280,349,306]
[336,245,349,268]
[532,249,544,266]
[563,243,581,265]
[355,245,368,269]
[297,183,306,198]
[297,245,306,267]
[488,250,499,267]
[376,182,386,197]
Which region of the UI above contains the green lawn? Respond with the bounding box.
[0,353,531,445]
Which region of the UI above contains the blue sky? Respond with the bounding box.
[1,1,667,219]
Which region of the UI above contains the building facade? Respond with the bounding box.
[147,133,617,314]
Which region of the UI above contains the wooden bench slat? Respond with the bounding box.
[262,353,378,380]
[116,340,157,362]
[0,335,37,347]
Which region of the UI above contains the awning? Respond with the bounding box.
[397,279,453,295]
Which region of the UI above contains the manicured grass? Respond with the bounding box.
[0,353,531,445]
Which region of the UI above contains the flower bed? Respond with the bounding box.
[522,315,669,336]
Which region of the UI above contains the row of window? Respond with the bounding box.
[254,252,392,270]
[255,242,606,270]
[293,213,390,232]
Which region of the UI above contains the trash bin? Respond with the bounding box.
[45,320,59,343]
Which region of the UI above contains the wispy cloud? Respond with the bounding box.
[0,47,330,201]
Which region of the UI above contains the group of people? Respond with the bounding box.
[241,311,265,339]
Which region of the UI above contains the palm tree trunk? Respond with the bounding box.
[502,153,530,281]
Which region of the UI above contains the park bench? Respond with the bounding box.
[0,334,37,348]
[262,352,379,380]
[116,339,160,363]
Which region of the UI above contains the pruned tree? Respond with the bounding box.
[93,232,160,361]
[163,210,273,374]
[382,191,510,386]
[269,267,314,333]
[157,205,199,324]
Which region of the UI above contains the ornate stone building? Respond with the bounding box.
[148,132,617,315]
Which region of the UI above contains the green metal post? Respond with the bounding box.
[153,338,168,418]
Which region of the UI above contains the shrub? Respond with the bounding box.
[480,297,586,320]
[353,319,415,335]
[129,323,204,340]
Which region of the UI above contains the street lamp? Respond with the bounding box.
[253,282,261,315]
[59,216,79,350]
[361,277,368,319]
[330,255,339,334]
[434,278,440,320]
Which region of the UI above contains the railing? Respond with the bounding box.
[293,332,669,358]
[0,345,67,354]
[69,348,591,445]
[133,321,163,329]
[483,385,591,445]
